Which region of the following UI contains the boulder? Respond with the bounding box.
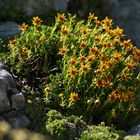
[0,22,20,40]
[0,61,29,129]
[127,124,140,136]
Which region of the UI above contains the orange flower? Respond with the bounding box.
[79,55,86,62]
[80,41,87,48]
[96,80,104,87]
[68,67,78,77]
[102,17,112,27]
[9,39,16,46]
[81,28,89,35]
[107,60,115,69]
[87,55,95,63]
[113,26,125,37]
[19,23,28,31]
[57,13,66,22]
[88,13,95,20]
[104,81,113,87]
[81,65,90,72]
[123,39,131,47]
[58,48,67,56]
[126,63,135,69]
[32,16,42,26]
[102,41,112,48]
[121,73,127,81]
[95,20,102,27]
[69,92,78,102]
[44,86,51,95]
[22,47,28,54]
[95,69,102,74]
[18,53,24,61]
[108,94,116,102]
[94,36,100,42]
[113,52,121,61]
[114,39,121,46]
[69,57,76,65]
[90,47,99,54]
[61,26,68,35]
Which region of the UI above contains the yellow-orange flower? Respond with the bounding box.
[32,16,42,26]
[19,23,28,31]
[18,53,24,61]
[22,47,28,54]
[94,35,100,42]
[123,39,131,47]
[113,26,125,37]
[95,69,102,74]
[102,17,112,27]
[87,55,95,63]
[81,28,89,35]
[126,63,135,69]
[69,57,76,65]
[79,55,86,62]
[96,79,104,87]
[69,92,78,102]
[68,67,78,77]
[114,38,121,46]
[81,65,90,72]
[9,39,16,46]
[57,13,66,22]
[102,41,112,48]
[90,47,99,54]
[88,13,95,20]
[44,86,51,95]
[121,73,127,81]
[61,26,68,35]
[113,52,121,61]
[80,41,87,48]
[58,48,68,56]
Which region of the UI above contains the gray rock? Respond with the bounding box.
[0,0,70,18]
[0,61,25,113]
[127,124,140,136]
[0,22,20,40]
[101,0,140,48]
[11,93,25,110]
[3,111,30,129]
[52,0,70,12]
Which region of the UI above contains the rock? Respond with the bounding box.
[3,111,30,129]
[52,0,70,12]
[0,61,25,113]
[101,0,140,48]
[127,124,140,136]
[0,95,11,113]
[11,93,25,110]
[0,61,29,129]
[0,0,70,18]
[0,22,20,40]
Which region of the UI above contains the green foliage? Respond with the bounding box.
[79,122,126,140]
[46,110,87,140]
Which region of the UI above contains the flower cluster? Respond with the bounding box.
[47,13,140,124]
